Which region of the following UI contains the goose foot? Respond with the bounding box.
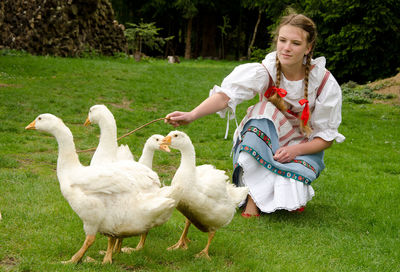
[195,250,211,260]
[167,219,191,250]
[167,236,191,250]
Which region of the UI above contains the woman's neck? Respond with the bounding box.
[281,63,306,81]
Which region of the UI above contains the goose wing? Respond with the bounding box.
[69,164,138,195]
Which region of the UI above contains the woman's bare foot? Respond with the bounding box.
[241,195,260,218]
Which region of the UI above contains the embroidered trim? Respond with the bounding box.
[237,145,312,185]
[240,126,272,149]
[292,159,316,174]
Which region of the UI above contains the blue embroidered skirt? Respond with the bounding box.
[232,118,325,186]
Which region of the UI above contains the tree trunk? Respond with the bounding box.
[184,17,193,59]
[247,9,262,59]
[200,12,217,58]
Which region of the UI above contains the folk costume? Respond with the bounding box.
[210,51,345,213]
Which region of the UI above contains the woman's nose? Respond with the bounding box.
[283,42,291,51]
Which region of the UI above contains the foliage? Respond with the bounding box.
[303,0,400,84]
[217,15,231,59]
[249,47,269,62]
[174,0,199,19]
[110,0,400,84]
[124,21,174,55]
[341,81,396,104]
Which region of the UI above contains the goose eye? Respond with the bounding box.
[156,139,159,142]
[38,117,42,120]
[174,134,178,137]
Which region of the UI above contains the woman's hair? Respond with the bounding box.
[271,12,317,136]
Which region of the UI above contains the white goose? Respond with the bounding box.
[25,114,180,264]
[162,130,248,259]
[84,104,134,166]
[116,134,170,253]
[84,105,167,253]
[139,134,170,169]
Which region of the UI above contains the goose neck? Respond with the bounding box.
[179,146,196,169]
[98,118,118,150]
[138,146,154,169]
[54,126,81,170]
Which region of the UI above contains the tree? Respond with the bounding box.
[174,0,198,59]
[217,15,231,59]
[124,21,173,60]
[303,0,400,83]
[242,0,267,59]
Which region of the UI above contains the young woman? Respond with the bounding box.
[165,12,345,217]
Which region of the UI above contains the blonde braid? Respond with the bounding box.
[268,55,287,111]
[300,53,313,136]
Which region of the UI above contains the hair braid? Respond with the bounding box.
[300,53,313,136]
[268,55,287,112]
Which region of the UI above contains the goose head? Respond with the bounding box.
[25,113,64,133]
[147,134,170,152]
[161,130,192,151]
[84,104,113,126]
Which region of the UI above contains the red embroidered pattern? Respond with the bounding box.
[240,126,272,149]
[238,145,313,185]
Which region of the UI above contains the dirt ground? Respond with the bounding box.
[367,72,400,105]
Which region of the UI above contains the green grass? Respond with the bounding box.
[0,53,399,271]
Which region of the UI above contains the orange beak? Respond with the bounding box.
[161,135,172,145]
[159,144,170,152]
[25,120,36,130]
[84,117,91,126]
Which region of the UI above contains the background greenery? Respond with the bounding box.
[110,0,400,84]
[0,52,399,271]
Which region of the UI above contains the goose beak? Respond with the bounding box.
[84,117,91,126]
[161,136,172,146]
[25,120,36,130]
[159,144,170,152]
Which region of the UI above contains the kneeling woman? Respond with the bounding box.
[165,11,345,217]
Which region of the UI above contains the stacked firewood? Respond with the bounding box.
[0,0,127,57]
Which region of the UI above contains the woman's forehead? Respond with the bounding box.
[278,25,308,41]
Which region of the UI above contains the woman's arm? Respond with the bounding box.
[165,92,230,127]
[273,137,333,163]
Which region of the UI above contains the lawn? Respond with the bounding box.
[0,51,399,271]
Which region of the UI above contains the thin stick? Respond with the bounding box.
[77,117,166,153]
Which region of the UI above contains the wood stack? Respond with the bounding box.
[0,0,127,57]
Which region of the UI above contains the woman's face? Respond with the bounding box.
[277,25,311,68]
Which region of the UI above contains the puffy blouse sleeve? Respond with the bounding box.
[310,74,345,143]
[209,62,270,119]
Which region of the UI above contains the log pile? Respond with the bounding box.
[0,0,127,57]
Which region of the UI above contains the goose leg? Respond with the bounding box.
[103,237,117,264]
[195,231,215,260]
[122,232,148,253]
[113,238,123,253]
[62,234,96,264]
[167,219,191,250]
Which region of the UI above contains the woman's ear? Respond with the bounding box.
[305,44,313,56]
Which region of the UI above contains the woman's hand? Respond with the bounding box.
[273,145,300,163]
[273,138,333,163]
[164,111,195,127]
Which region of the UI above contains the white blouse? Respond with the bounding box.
[209,51,345,143]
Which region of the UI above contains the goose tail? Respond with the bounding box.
[227,183,249,206]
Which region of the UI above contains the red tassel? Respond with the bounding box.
[299,99,310,126]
